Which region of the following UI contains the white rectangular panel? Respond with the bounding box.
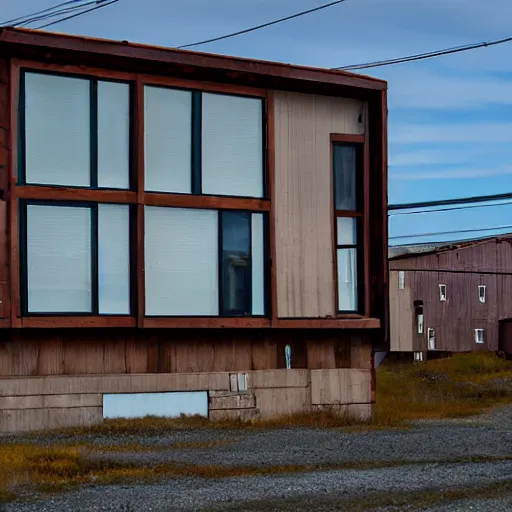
[145,206,218,315]
[27,204,91,313]
[98,204,130,314]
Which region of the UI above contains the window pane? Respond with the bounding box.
[337,248,358,311]
[202,93,263,198]
[144,86,192,193]
[333,144,357,210]
[25,72,90,187]
[251,213,265,316]
[98,204,130,314]
[98,81,130,189]
[26,205,91,313]
[221,212,250,316]
[337,217,357,245]
[145,207,218,315]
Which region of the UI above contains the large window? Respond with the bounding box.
[332,143,364,313]
[144,207,267,317]
[21,202,131,315]
[17,67,268,321]
[144,86,264,197]
[21,71,131,189]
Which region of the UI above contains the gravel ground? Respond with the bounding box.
[3,407,512,511]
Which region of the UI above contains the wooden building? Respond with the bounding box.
[0,28,388,432]
[389,236,512,358]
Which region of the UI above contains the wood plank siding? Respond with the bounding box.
[390,239,512,352]
[273,91,365,318]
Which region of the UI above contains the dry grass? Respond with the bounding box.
[1,441,511,505]
[1,352,512,503]
[374,352,512,425]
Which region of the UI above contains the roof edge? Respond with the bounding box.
[0,28,387,91]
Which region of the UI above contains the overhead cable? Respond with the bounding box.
[389,224,512,241]
[388,200,512,216]
[335,35,512,71]
[177,0,349,49]
[35,0,119,29]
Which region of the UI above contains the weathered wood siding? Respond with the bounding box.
[0,329,373,377]
[389,240,512,352]
[273,91,365,318]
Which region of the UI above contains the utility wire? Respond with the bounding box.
[388,192,512,211]
[1,0,83,26]
[17,1,100,27]
[389,224,512,241]
[177,0,349,49]
[388,200,512,216]
[335,35,512,71]
[35,0,118,29]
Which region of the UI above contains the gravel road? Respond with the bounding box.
[3,407,512,511]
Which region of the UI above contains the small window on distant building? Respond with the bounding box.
[475,329,485,344]
[478,285,486,304]
[398,271,405,290]
[439,284,447,302]
[427,328,436,350]
[414,300,424,335]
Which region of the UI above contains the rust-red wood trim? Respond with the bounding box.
[21,316,137,328]
[274,318,381,329]
[143,317,272,329]
[1,29,386,92]
[330,133,365,144]
[13,59,265,98]
[144,193,270,211]
[16,186,137,204]
[267,91,278,324]
[363,106,371,317]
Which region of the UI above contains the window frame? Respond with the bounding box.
[10,59,273,328]
[331,133,369,316]
[19,199,135,318]
[439,284,447,302]
[478,285,487,304]
[18,68,135,191]
[475,328,485,344]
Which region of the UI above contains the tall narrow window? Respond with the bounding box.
[439,284,447,302]
[398,271,405,290]
[475,329,485,344]
[414,300,424,335]
[478,285,487,304]
[333,143,362,313]
[427,328,436,350]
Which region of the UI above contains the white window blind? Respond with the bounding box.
[251,213,265,315]
[337,248,358,311]
[337,217,357,245]
[26,205,92,313]
[98,204,130,314]
[25,73,90,187]
[144,86,192,193]
[201,93,263,198]
[98,81,130,189]
[144,207,218,316]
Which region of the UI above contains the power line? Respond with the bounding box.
[335,35,512,71]
[0,0,83,26]
[389,224,512,241]
[35,0,118,29]
[388,200,512,216]
[177,0,349,49]
[388,192,512,211]
[17,1,100,27]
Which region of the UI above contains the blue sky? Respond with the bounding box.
[5,0,512,245]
